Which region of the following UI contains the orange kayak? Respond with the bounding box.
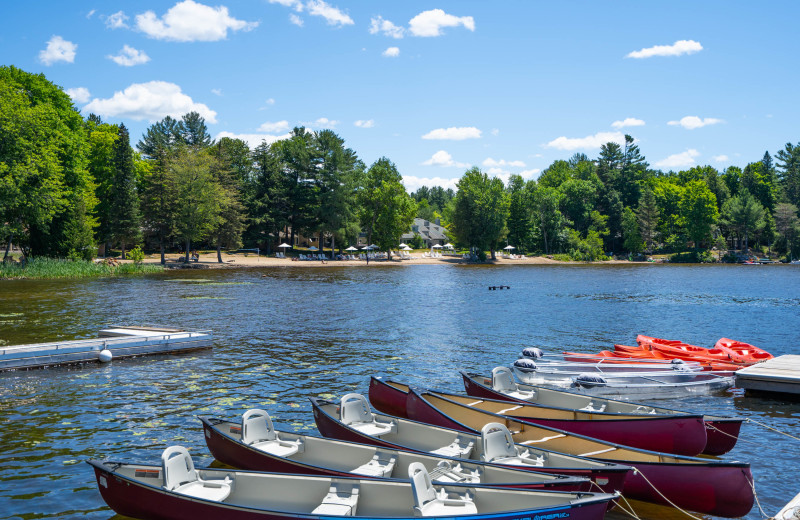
[622,341,743,371]
[715,338,774,364]
[637,335,738,364]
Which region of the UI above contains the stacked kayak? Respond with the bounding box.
[637,335,773,366]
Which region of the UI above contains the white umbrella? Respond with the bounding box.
[504,245,515,250]
[432,244,443,249]
[398,243,408,248]
[308,246,319,251]
[401,245,413,251]
[361,246,371,250]
[444,243,454,249]
[345,246,358,251]
[369,244,378,249]
[278,243,291,249]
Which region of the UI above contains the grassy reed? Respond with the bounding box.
[0,258,164,280]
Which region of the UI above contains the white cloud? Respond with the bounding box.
[519,169,541,179]
[289,13,304,26]
[422,150,470,168]
[654,149,700,169]
[265,98,276,105]
[626,39,703,59]
[83,81,217,123]
[483,158,526,168]
[39,36,77,65]
[258,120,290,133]
[409,9,475,37]
[382,46,400,57]
[65,87,91,104]
[216,131,291,149]
[422,126,481,140]
[369,16,404,38]
[303,117,338,128]
[107,45,150,66]
[491,128,499,136]
[135,0,258,42]
[86,10,96,19]
[402,175,458,192]
[268,0,303,10]
[354,119,374,128]
[667,116,724,130]
[306,0,353,26]
[713,155,729,162]
[545,131,625,151]
[211,88,223,96]
[106,11,129,29]
[611,118,645,129]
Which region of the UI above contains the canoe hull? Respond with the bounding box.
[369,375,410,418]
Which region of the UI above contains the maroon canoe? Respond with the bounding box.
[371,376,707,456]
[310,396,631,495]
[198,415,593,492]
[459,371,742,456]
[406,388,754,518]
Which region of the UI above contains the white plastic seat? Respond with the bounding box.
[428,460,482,484]
[480,423,544,467]
[242,409,303,457]
[492,367,535,400]
[340,394,396,437]
[350,452,397,477]
[312,483,360,516]
[429,435,474,458]
[408,462,477,517]
[161,446,232,502]
[579,400,607,413]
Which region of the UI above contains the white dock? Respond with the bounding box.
[735,355,800,397]
[0,326,212,371]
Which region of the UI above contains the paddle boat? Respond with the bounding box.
[88,447,617,520]
[198,410,592,492]
[401,388,754,518]
[457,369,742,455]
[309,394,632,494]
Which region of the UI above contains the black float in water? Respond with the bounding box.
[488,285,511,290]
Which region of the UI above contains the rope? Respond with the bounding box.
[746,417,800,442]
[745,472,771,520]
[586,480,641,520]
[629,468,707,520]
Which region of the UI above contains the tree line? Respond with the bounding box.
[2,65,800,263]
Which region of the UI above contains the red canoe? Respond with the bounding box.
[309,396,632,495]
[404,388,753,518]
[458,371,742,456]
[370,376,707,456]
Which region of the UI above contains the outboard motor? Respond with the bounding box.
[512,358,537,373]
[521,347,544,359]
[573,373,608,388]
[671,359,691,371]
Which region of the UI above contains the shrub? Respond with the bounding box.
[129,246,145,264]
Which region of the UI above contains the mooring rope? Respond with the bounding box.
[630,468,707,520]
[745,472,772,520]
[587,480,641,520]
[745,417,800,442]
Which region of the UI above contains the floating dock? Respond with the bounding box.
[735,355,800,397]
[0,326,212,371]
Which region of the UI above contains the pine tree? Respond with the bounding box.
[110,124,142,259]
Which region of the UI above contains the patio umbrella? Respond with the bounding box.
[401,245,413,251]
[308,246,319,251]
[345,246,358,251]
[504,245,515,250]
[444,243,454,249]
[398,243,408,248]
[369,244,378,249]
[278,243,291,249]
[432,244,443,248]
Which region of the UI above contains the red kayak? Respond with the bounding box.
[403,387,754,518]
[610,344,743,371]
[715,338,774,363]
[456,371,742,456]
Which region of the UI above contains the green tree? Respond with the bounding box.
[559,178,596,234]
[179,111,213,148]
[85,117,120,253]
[680,180,719,249]
[209,138,249,262]
[776,142,800,207]
[617,134,648,208]
[247,141,290,252]
[622,206,644,254]
[275,127,320,247]
[451,168,509,260]
[636,188,660,252]
[721,191,765,252]
[773,203,800,259]
[506,175,534,252]
[532,186,565,255]
[537,160,572,188]
[169,149,221,261]
[137,116,181,159]
[109,124,142,259]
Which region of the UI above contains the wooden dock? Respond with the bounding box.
[735,355,800,397]
[0,327,212,371]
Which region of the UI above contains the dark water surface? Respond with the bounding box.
[1,264,799,520]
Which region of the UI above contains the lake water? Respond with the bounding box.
[1,263,799,520]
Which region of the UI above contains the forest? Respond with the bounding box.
[2,65,800,264]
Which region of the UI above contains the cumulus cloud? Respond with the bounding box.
[382,46,400,57]
[626,39,703,59]
[289,13,304,26]
[422,150,470,168]
[611,118,645,129]
[409,9,475,37]
[65,87,91,104]
[655,149,700,169]
[483,158,526,168]
[422,127,481,140]
[545,131,625,151]
[306,0,353,26]
[667,116,724,130]
[519,169,541,179]
[216,131,291,149]
[354,119,374,128]
[370,16,404,38]
[135,0,258,42]
[268,0,303,10]
[258,120,290,133]
[402,175,458,192]
[302,117,338,128]
[713,155,729,162]
[106,11,129,29]
[83,81,217,122]
[39,36,77,65]
[108,45,151,66]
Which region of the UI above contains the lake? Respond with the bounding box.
[1,263,799,520]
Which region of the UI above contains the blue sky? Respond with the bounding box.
[2,1,799,192]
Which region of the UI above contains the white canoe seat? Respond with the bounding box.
[242,409,303,457]
[409,462,477,517]
[340,393,396,437]
[491,367,535,400]
[430,436,474,458]
[161,446,232,502]
[312,483,360,516]
[579,400,607,413]
[480,423,544,467]
[428,460,482,484]
[350,452,397,477]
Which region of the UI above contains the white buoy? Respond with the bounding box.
[98,349,113,363]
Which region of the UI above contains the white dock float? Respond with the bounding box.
[0,326,212,371]
[735,355,800,397]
